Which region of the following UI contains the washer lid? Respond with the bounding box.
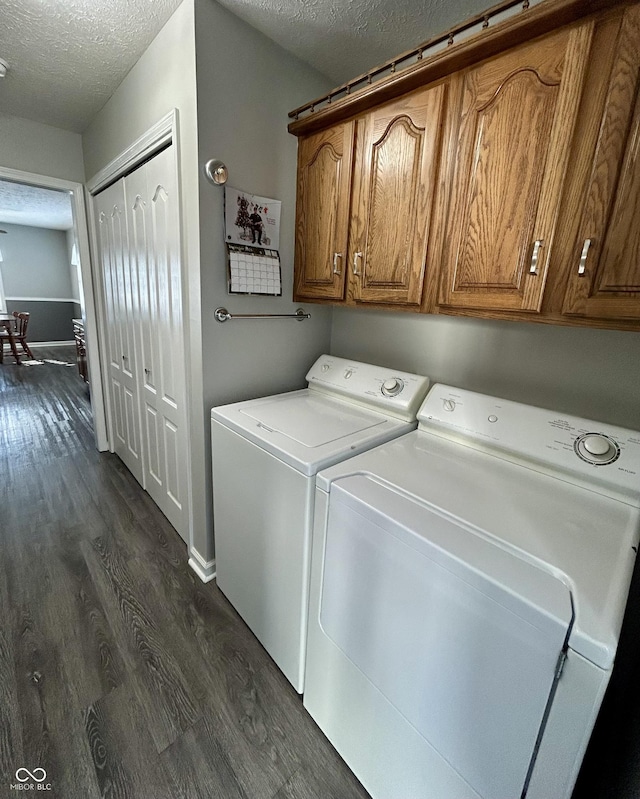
[211,389,414,475]
[239,392,385,447]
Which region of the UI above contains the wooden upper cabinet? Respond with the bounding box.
[438,23,594,313]
[562,4,640,321]
[348,85,446,306]
[294,121,355,300]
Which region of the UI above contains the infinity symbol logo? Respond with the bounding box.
[15,768,47,782]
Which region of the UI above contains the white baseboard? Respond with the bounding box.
[30,341,75,348]
[188,549,216,583]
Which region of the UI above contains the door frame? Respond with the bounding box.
[0,164,109,450]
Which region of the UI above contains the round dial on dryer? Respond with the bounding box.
[381,378,404,397]
[574,433,620,466]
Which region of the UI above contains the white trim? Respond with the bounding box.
[6,297,81,303]
[0,262,6,313]
[85,188,115,455]
[87,110,176,194]
[30,340,75,348]
[188,550,216,583]
[0,165,108,452]
[0,166,84,194]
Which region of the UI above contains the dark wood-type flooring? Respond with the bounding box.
[0,346,370,799]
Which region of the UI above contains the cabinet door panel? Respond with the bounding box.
[456,70,557,292]
[351,85,445,306]
[562,4,640,319]
[440,24,593,313]
[294,122,354,300]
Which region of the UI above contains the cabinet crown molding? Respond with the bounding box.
[288,0,629,137]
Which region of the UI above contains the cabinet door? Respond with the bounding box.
[294,121,355,300]
[562,5,640,320]
[439,24,593,313]
[349,85,446,306]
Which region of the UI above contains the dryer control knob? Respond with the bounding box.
[381,378,404,397]
[575,433,619,465]
[443,399,456,412]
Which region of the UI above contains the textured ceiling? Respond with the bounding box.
[0,180,74,230]
[0,0,503,137]
[0,0,183,133]
[216,0,497,84]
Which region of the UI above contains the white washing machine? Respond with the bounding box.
[304,384,640,799]
[210,355,431,692]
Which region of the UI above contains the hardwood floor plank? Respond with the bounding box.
[0,550,23,787]
[274,763,371,799]
[8,530,102,798]
[85,684,177,799]
[160,715,249,799]
[42,523,125,708]
[81,531,205,752]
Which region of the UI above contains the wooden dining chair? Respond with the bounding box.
[0,311,35,362]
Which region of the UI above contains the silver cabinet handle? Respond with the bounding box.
[333,252,342,275]
[529,240,543,275]
[578,239,592,276]
[353,251,363,276]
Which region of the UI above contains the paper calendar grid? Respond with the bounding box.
[227,244,282,296]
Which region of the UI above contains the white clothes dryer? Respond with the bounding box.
[304,384,640,799]
[210,355,430,692]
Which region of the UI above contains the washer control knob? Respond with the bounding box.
[381,378,404,397]
[344,369,353,379]
[443,399,456,412]
[583,434,612,456]
[321,363,330,372]
[575,433,619,465]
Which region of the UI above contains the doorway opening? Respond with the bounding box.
[0,166,107,451]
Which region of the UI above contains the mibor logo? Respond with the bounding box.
[10,767,52,791]
[15,770,46,782]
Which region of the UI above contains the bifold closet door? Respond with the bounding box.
[95,179,145,485]
[125,146,188,537]
[94,145,188,542]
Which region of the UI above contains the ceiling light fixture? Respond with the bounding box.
[0,58,9,78]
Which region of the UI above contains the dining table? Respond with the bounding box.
[0,313,21,364]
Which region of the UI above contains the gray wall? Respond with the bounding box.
[194,0,333,401]
[0,114,85,183]
[5,300,77,343]
[330,309,640,429]
[194,0,333,557]
[1,222,76,341]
